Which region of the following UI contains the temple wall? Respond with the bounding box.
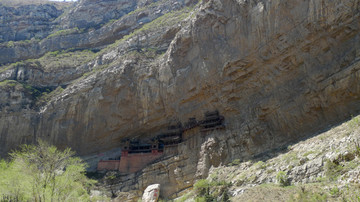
[119,152,164,173]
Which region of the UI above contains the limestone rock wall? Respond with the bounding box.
[0,0,359,197]
[0,0,192,64]
[0,4,62,43]
[58,0,140,30]
[158,0,360,157]
[0,81,36,156]
[0,0,199,155]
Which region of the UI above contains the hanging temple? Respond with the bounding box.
[97,110,225,173]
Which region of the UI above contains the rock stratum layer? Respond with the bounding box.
[0,0,360,198]
[0,0,195,64]
[0,3,62,43]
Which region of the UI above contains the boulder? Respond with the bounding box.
[142,184,160,202]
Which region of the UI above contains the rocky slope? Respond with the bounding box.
[0,0,360,199]
[0,3,63,43]
[0,0,195,64]
[91,115,360,201]
[174,115,360,201]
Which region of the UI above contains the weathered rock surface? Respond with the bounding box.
[1,0,359,159]
[0,0,193,64]
[0,4,63,43]
[0,81,34,112]
[184,116,360,201]
[0,50,96,88]
[58,0,139,30]
[0,80,35,156]
[0,0,360,199]
[13,0,357,159]
[142,184,160,202]
[0,0,198,156]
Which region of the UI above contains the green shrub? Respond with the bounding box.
[228,159,241,166]
[0,140,96,201]
[0,80,18,87]
[193,179,229,202]
[6,41,15,47]
[220,188,230,202]
[276,171,290,187]
[195,196,206,202]
[353,139,360,157]
[47,27,84,38]
[195,195,215,202]
[291,190,328,202]
[340,185,360,201]
[303,150,316,157]
[330,187,340,197]
[324,159,343,181]
[282,153,298,164]
[194,179,210,196]
[254,161,267,169]
[176,191,192,202]
[348,116,360,131]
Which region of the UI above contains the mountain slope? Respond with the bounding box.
[175,115,360,201]
[0,0,359,199]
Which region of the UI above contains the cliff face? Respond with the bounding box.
[0,0,193,64]
[0,4,63,43]
[58,0,140,29]
[0,0,199,155]
[0,0,360,198]
[161,0,360,157]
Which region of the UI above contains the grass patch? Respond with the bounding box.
[253,161,267,169]
[234,183,360,202]
[37,49,95,71]
[329,187,340,197]
[175,191,193,202]
[228,159,241,166]
[353,139,360,157]
[0,0,73,9]
[282,152,299,164]
[348,115,360,131]
[1,39,39,48]
[47,27,85,39]
[266,168,275,174]
[289,184,360,202]
[126,0,168,18]
[193,179,230,202]
[324,159,343,182]
[0,80,19,87]
[35,85,64,105]
[303,150,316,157]
[98,4,197,56]
[290,189,328,202]
[1,48,96,74]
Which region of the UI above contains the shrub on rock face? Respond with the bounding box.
[0,140,95,202]
[194,179,210,196]
[228,159,241,166]
[276,171,290,187]
[193,179,231,202]
[324,159,344,182]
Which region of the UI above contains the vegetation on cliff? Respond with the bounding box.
[0,0,359,200]
[174,116,360,201]
[0,140,96,201]
[0,0,73,8]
